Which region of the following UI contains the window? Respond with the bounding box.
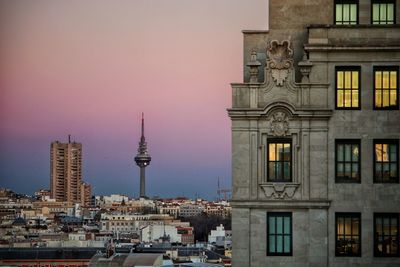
[267,140,291,182]
[372,0,395,24]
[374,213,399,256]
[335,0,359,24]
[336,213,361,256]
[374,67,398,109]
[336,67,360,109]
[374,140,399,183]
[335,140,361,182]
[267,213,292,256]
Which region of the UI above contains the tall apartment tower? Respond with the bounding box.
[50,136,82,203]
[228,0,400,266]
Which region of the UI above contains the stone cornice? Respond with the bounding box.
[230,199,331,209]
[227,108,333,119]
[307,24,400,29]
[305,45,400,52]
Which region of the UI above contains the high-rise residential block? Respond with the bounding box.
[50,138,82,203]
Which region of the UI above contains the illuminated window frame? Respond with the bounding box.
[335,212,361,257]
[371,0,396,24]
[335,139,361,183]
[335,66,361,110]
[373,66,399,110]
[267,212,292,256]
[267,139,292,182]
[373,139,399,183]
[334,0,359,24]
[374,213,400,257]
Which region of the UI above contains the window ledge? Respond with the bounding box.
[260,183,300,199]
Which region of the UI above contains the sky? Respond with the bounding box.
[0,0,267,200]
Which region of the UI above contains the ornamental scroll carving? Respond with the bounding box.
[260,183,300,199]
[270,111,289,137]
[266,40,294,86]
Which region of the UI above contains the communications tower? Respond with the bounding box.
[134,113,151,198]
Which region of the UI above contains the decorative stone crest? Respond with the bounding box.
[260,183,299,199]
[266,40,294,86]
[271,111,289,136]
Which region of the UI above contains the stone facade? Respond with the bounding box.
[228,0,400,266]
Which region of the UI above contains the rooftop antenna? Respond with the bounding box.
[141,112,144,139]
[68,134,71,143]
[217,177,221,201]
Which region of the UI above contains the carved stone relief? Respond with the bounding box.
[270,111,289,136]
[266,40,294,86]
[260,183,300,199]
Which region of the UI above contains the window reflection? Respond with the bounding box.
[336,140,360,182]
[268,213,292,256]
[372,1,395,24]
[335,1,358,24]
[375,214,399,256]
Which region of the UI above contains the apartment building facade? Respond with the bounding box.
[228,0,400,266]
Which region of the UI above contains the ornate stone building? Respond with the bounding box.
[228,0,400,266]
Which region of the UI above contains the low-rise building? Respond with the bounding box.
[208,224,231,249]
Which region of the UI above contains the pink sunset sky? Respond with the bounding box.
[0,0,267,199]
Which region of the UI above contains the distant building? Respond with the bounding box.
[177,226,195,245]
[140,224,192,244]
[34,189,51,201]
[208,224,231,249]
[50,137,91,204]
[80,182,92,207]
[100,213,174,233]
[179,204,204,218]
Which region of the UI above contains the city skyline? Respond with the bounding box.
[0,0,267,199]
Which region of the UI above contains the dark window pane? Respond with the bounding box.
[374,213,399,256]
[268,213,292,256]
[336,140,360,182]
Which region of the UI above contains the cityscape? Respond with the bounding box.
[0,110,233,266]
[1,0,400,267]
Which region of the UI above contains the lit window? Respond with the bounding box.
[374,213,399,256]
[336,213,361,256]
[267,140,291,182]
[267,212,292,256]
[374,67,398,109]
[372,0,395,24]
[336,67,360,109]
[374,140,399,183]
[335,0,358,24]
[335,140,361,183]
